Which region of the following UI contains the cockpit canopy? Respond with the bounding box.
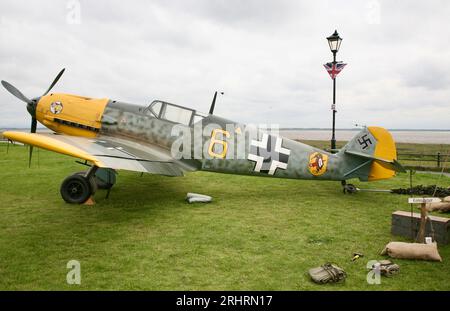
[144,100,206,126]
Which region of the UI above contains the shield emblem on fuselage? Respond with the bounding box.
[308,152,328,176]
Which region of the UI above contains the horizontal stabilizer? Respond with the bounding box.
[345,150,406,173]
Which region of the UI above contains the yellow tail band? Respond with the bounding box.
[367,126,397,181]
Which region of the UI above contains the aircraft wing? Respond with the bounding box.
[2,131,195,176]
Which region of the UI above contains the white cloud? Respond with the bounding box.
[0,0,449,129]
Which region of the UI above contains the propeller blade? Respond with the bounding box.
[42,68,65,96]
[31,117,37,133]
[1,80,31,103]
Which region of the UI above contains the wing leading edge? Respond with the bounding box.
[2,131,186,176]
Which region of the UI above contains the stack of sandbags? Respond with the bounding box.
[381,242,442,262]
[426,196,450,212]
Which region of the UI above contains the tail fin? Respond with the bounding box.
[338,126,406,181]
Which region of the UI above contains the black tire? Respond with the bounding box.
[345,184,357,194]
[60,174,92,204]
[74,172,97,193]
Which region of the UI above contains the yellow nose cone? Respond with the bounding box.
[36,93,109,137]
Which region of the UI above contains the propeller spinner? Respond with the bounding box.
[1,68,65,167]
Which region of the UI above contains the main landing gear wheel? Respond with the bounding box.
[60,174,93,204]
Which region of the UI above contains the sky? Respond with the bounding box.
[0,0,449,129]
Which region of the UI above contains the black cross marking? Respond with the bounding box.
[249,135,289,174]
[357,134,373,150]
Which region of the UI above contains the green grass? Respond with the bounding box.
[0,144,449,290]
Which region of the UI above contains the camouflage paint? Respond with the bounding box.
[99,100,386,182]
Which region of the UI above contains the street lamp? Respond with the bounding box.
[327,30,342,54]
[326,30,343,152]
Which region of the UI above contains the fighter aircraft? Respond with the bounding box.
[1,69,405,204]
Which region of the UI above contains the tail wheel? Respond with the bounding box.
[343,183,358,194]
[60,174,92,204]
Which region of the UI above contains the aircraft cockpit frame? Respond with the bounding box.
[144,100,207,126]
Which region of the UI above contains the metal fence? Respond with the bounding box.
[398,152,450,170]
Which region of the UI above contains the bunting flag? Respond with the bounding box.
[323,62,347,79]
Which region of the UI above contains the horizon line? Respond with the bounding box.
[1,127,450,132]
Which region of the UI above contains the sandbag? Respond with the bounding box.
[308,263,346,284]
[381,242,442,262]
[369,260,400,277]
[378,260,400,277]
[443,196,450,202]
[425,202,450,212]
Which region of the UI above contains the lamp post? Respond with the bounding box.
[326,30,343,152]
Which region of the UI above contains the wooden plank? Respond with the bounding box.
[408,197,441,204]
[392,211,450,223]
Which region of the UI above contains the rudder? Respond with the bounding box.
[366,126,398,180]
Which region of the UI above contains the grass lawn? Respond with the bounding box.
[0,144,449,290]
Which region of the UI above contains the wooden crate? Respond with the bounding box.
[391,211,450,244]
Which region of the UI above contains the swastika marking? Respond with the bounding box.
[357,134,373,150]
